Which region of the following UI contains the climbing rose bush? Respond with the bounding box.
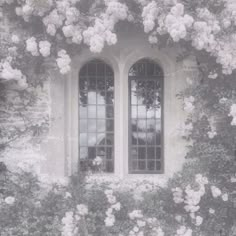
[0,0,236,235]
[2,0,236,87]
[0,163,236,235]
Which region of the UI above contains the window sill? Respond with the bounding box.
[85,172,168,189]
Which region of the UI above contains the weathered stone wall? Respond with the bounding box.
[0,80,51,172]
[41,31,199,182]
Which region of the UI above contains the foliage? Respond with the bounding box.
[0,161,236,236]
[0,0,236,235]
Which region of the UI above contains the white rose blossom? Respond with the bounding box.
[39,40,51,57]
[11,34,20,44]
[76,204,88,216]
[183,96,195,113]
[211,186,222,198]
[4,196,15,205]
[56,49,71,74]
[229,104,236,126]
[26,37,39,56]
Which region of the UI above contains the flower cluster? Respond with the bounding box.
[92,156,103,166]
[128,210,145,236]
[11,34,20,44]
[43,9,64,36]
[173,174,208,227]
[56,49,71,74]
[39,40,51,57]
[142,1,159,33]
[229,104,236,126]
[183,96,195,113]
[61,211,78,236]
[26,37,39,56]
[4,196,15,205]
[0,59,27,88]
[83,0,128,53]
[104,189,121,227]
[207,130,217,139]
[77,204,88,216]
[177,122,193,137]
[128,211,164,236]
[62,25,82,44]
[184,174,208,222]
[61,204,88,236]
[165,3,194,42]
[210,186,229,201]
[175,226,192,236]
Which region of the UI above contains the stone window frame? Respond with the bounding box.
[63,44,188,179]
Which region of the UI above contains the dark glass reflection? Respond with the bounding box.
[79,60,114,173]
[129,59,163,173]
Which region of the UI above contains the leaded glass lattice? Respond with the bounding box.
[79,60,114,173]
[129,59,164,173]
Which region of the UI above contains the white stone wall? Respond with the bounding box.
[41,31,199,183]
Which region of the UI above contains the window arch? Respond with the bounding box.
[78,59,114,173]
[128,58,164,173]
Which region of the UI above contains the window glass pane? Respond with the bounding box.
[97,133,106,145]
[79,60,114,173]
[106,91,114,104]
[106,66,113,76]
[88,119,96,133]
[131,119,137,132]
[137,105,146,118]
[147,133,155,145]
[80,120,87,133]
[88,147,96,159]
[106,119,114,132]
[97,106,106,118]
[88,91,96,104]
[147,160,155,171]
[106,147,114,160]
[132,133,138,145]
[97,63,105,76]
[88,77,96,90]
[131,147,138,159]
[129,59,163,173]
[147,119,155,131]
[106,161,114,172]
[88,63,96,76]
[80,133,87,146]
[156,161,162,170]
[107,133,114,146]
[147,147,155,159]
[131,106,137,119]
[80,106,87,118]
[137,120,146,131]
[138,147,146,160]
[106,106,114,118]
[106,77,114,90]
[80,147,88,160]
[97,92,105,104]
[96,146,105,157]
[88,106,96,118]
[138,132,146,145]
[138,161,146,170]
[132,161,138,170]
[97,119,106,133]
[80,65,87,76]
[147,108,155,118]
[88,133,96,146]
[97,78,105,90]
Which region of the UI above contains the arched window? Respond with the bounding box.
[79,59,114,173]
[129,59,164,173]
